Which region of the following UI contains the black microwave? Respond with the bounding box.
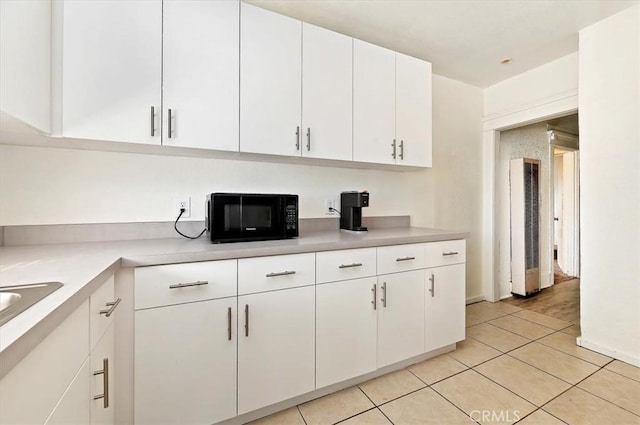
[206,193,298,243]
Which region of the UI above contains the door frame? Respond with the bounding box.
[482,92,578,301]
[548,131,580,280]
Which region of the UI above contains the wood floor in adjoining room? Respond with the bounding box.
[250,280,640,425]
[501,278,580,325]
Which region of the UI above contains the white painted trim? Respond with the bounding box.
[577,337,640,367]
[466,295,485,305]
[482,130,498,302]
[483,90,578,129]
[482,93,578,303]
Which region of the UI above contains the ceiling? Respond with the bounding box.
[246,0,638,88]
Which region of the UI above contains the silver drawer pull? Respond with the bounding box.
[442,251,459,256]
[169,280,209,289]
[396,256,416,262]
[265,270,296,278]
[99,298,121,318]
[93,358,109,409]
[339,263,363,269]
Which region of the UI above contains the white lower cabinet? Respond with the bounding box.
[134,297,237,425]
[425,264,466,352]
[377,270,426,367]
[45,360,91,425]
[316,277,378,388]
[90,324,115,425]
[238,285,315,414]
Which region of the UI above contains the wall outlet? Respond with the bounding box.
[325,199,336,215]
[175,197,191,218]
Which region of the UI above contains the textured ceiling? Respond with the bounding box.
[246,0,638,88]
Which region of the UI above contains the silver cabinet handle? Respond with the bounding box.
[93,358,109,409]
[442,251,459,256]
[338,263,363,269]
[169,280,209,289]
[371,284,377,310]
[99,298,121,318]
[227,307,232,341]
[396,256,416,262]
[381,282,387,308]
[306,127,311,151]
[265,270,296,278]
[399,140,404,160]
[244,304,249,337]
[167,108,173,138]
[391,139,396,159]
[429,273,435,297]
[295,126,300,150]
[150,106,156,136]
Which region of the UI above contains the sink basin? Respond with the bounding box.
[0,282,63,326]
[0,292,22,312]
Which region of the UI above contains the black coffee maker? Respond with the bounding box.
[340,191,369,231]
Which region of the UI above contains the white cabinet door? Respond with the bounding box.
[0,0,51,132]
[162,0,239,151]
[0,301,89,425]
[240,3,302,156]
[425,264,466,352]
[238,286,315,414]
[396,53,432,167]
[90,324,115,425]
[62,0,162,143]
[377,270,425,367]
[353,39,396,165]
[45,360,91,425]
[302,23,352,160]
[316,277,377,388]
[134,297,237,425]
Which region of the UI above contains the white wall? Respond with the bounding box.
[484,52,578,118]
[0,74,485,299]
[578,5,640,365]
[431,75,484,300]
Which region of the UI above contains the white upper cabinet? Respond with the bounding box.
[240,3,302,156]
[301,23,353,160]
[162,0,239,151]
[61,0,162,144]
[353,39,396,165]
[396,53,432,167]
[0,0,51,132]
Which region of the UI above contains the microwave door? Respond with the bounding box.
[211,195,243,241]
[241,196,282,239]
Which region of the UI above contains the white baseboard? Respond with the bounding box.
[466,295,485,304]
[577,337,640,367]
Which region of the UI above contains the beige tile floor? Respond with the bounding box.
[250,301,640,425]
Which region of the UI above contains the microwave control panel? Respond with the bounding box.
[285,204,297,230]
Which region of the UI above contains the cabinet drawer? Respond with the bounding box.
[134,260,237,310]
[425,239,466,268]
[316,248,377,284]
[89,275,116,351]
[377,243,426,275]
[238,253,315,295]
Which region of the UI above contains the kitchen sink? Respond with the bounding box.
[0,282,64,327]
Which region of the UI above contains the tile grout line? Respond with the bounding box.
[296,405,308,425]
[570,366,640,419]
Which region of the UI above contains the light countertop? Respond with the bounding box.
[0,226,468,378]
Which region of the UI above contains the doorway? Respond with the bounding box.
[549,128,580,283]
[496,113,580,299]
